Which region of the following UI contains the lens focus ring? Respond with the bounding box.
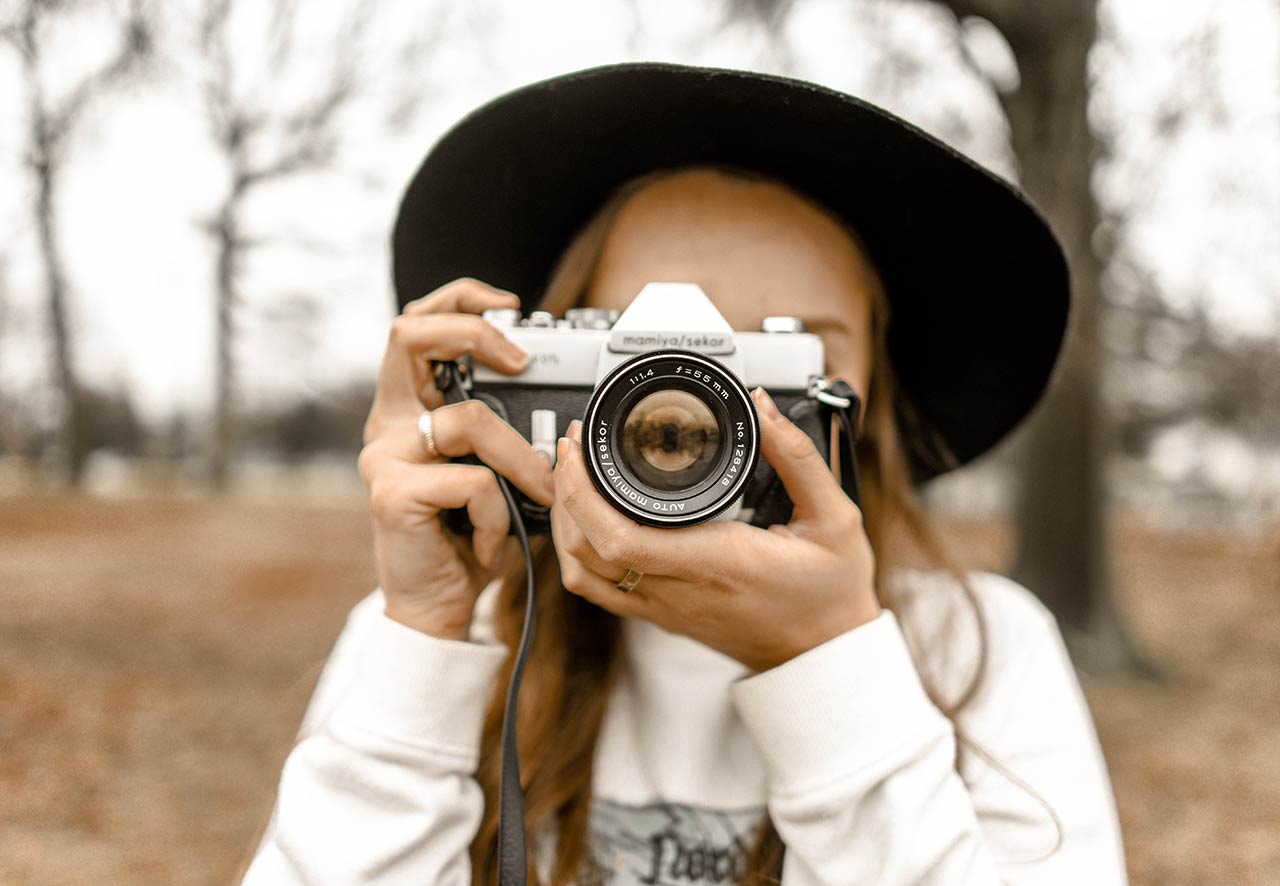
[580,350,760,527]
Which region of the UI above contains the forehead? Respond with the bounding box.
[582,167,878,335]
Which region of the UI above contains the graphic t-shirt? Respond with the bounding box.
[586,800,763,885]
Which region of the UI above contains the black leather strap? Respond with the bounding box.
[821,379,864,511]
[435,362,536,885]
[493,488,536,885]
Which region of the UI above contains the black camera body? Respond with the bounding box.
[437,283,861,534]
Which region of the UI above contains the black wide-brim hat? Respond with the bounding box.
[392,61,1069,485]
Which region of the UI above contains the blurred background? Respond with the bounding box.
[1,0,1278,883]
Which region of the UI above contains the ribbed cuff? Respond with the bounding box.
[730,610,946,796]
[328,611,508,762]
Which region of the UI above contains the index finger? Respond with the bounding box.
[376,277,521,415]
[553,425,741,580]
[368,312,528,441]
[752,388,852,521]
[401,276,520,317]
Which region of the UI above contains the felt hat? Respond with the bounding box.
[391,61,1070,483]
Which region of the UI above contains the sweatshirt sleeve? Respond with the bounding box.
[241,587,507,886]
[729,572,1128,885]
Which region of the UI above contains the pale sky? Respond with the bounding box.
[0,0,1277,433]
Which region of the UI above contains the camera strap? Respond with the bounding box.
[434,360,537,886]
[814,378,864,511]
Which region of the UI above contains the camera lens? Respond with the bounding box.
[580,350,759,527]
[620,389,722,491]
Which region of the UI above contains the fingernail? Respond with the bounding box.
[556,436,568,463]
[568,420,582,442]
[752,387,780,421]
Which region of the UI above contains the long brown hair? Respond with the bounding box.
[469,164,993,885]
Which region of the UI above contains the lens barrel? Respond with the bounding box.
[580,350,760,527]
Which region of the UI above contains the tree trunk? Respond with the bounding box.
[34,146,89,487]
[0,258,13,457]
[14,0,153,487]
[209,201,239,491]
[983,1,1152,673]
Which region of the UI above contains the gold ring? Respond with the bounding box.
[417,409,439,459]
[616,568,644,593]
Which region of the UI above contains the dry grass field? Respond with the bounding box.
[1,491,1277,885]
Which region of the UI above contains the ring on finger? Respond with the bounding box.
[616,568,644,593]
[417,409,440,459]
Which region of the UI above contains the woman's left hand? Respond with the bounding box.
[550,387,879,673]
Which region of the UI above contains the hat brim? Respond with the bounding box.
[392,61,1069,484]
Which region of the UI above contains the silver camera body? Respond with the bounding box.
[446,282,831,530]
[477,281,823,390]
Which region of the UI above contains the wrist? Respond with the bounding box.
[383,599,475,641]
[761,598,881,672]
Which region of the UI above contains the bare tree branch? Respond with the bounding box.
[265,0,300,77]
[240,136,332,185]
[45,0,154,147]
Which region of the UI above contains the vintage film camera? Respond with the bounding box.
[436,282,861,534]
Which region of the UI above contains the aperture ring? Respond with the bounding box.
[580,349,760,528]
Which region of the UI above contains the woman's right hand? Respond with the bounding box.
[357,277,555,640]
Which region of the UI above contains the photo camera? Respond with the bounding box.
[437,282,861,534]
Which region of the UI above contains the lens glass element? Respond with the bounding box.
[580,349,760,527]
[619,389,722,491]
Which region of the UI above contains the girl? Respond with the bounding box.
[242,63,1127,885]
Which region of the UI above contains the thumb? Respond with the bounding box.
[752,387,849,522]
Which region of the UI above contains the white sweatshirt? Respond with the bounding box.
[242,568,1127,885]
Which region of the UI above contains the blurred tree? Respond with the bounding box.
[0,257,18,459]
[720,0,796,72]
[241,380,372,461]
[80,383,145,455]
[929,0,1151,673]
[1109,283,1280,490]
[162,410,196,461]
[724,0,795,21]
[0,258,9,455]
[1092,13,1280,522]
[0,0,154,486]
[192,0,444,491]
[196,0,370,491]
